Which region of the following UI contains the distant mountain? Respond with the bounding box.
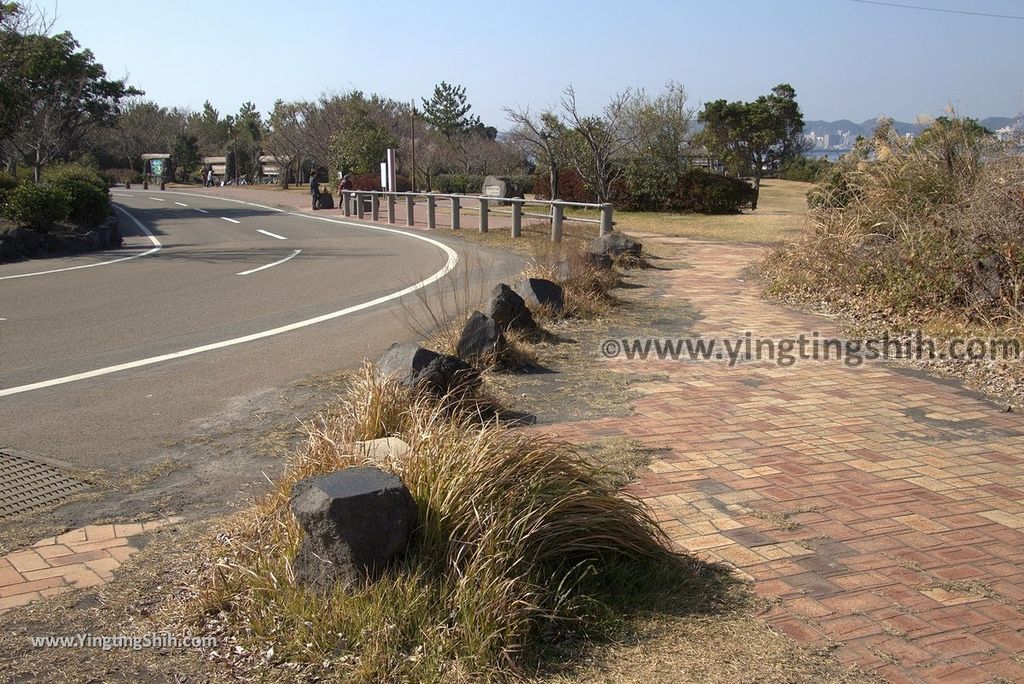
[980,116,1018,131]
[804,115,1022,142]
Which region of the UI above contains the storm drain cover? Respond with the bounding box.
[0,451,89,518]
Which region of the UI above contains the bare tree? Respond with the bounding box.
[559,85,632,204]
[265,99,309,187]
[114,99,186,170]
[622,80,692,165]
[503,105,562,198]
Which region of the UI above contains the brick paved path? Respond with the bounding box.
[0,517,180,613]
[553,238,1024,684]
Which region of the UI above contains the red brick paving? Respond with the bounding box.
[541,237,1024,683]
[189,188,1024,681]
[0,518,181,613]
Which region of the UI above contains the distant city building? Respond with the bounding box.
[996,125,1023,143]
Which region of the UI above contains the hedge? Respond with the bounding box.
[4,183,71,232]
[433,173,484,194]
[668,170,756,214]
[43,164,111,227]
[0,173,18,209]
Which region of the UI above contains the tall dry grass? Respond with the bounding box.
[522,241,620,320]
[189,365,712,682]
[761,116,1024,333]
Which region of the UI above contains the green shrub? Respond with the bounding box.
[433,173,484,194]
[620,159,677,211]
[499,174,534,195]
[668,169,755,214]
[4,183,71,232]
[43,164,111,227]
[0,173,18,209]
[779,156,832,182]
[100,168,143,186]
[14,166,35,185]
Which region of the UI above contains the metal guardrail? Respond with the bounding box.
[340,190,613,242]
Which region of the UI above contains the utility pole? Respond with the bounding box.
[410,99,417,192]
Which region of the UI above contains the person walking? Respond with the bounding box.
[205,166,213,188]
[338,173,353,212]
[309,169,321,210]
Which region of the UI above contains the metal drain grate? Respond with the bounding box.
[0,451,89,518]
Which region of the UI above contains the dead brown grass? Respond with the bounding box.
[566,180,810,244]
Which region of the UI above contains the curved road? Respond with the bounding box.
[0,190,519,521]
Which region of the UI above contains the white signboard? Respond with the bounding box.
[380,162,388,191]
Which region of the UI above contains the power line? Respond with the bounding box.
[847,0,1024,20]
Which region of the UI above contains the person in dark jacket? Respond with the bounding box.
[337,173,353,211]
[310,170,321,210]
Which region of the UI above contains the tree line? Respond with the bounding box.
[1,2,809,213]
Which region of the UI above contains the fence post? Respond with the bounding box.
[406,194,415,227]
[386,193,396,224]
[356,192,364,219]
[511,200,522,238]
[600,203,613,236]
[427,195,436,229]
[371,193,380,221]
[451,196,460,230]
[478,197,488,233]
[342,191,351,217]
[551,202,564,242]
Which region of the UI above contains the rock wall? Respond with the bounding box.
[0,215,122,264]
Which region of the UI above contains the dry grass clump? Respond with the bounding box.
[760,116,1024,333]
[524,241,620,320]
[189,365,715,682]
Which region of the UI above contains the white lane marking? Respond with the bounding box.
[0,202,458,398]
[221,217,240,224]
[112,193,131,197]
[0,206,161,281]
[236,249,301,276]
[174,201,188,207]
[257,229,287,240]
[194,208,209,214]
[148,197,165,202]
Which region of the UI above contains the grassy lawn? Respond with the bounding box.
[198,179,811,246]
[612,179,811,244]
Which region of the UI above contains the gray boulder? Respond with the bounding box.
[515,278,564,311]
[586,251,613,269]
[290,467,417,592]
[456,311,506,361]
[376,343,480,397]
[483,283,536,332]
[972,254,1002,306]
[588,232,642,266]
[355,437,412,467]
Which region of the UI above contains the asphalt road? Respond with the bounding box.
[0,190,520,522]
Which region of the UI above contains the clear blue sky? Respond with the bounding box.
[50,0,1024,125]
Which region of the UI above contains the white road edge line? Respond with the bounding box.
[236,249,301,276]
[221,216,240,224]
[148,197,165,202]
[0,206,161,281]
[256,229,287,240]
[194,208,209,214]
[174,201,188,206]
[0,201,458,398]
